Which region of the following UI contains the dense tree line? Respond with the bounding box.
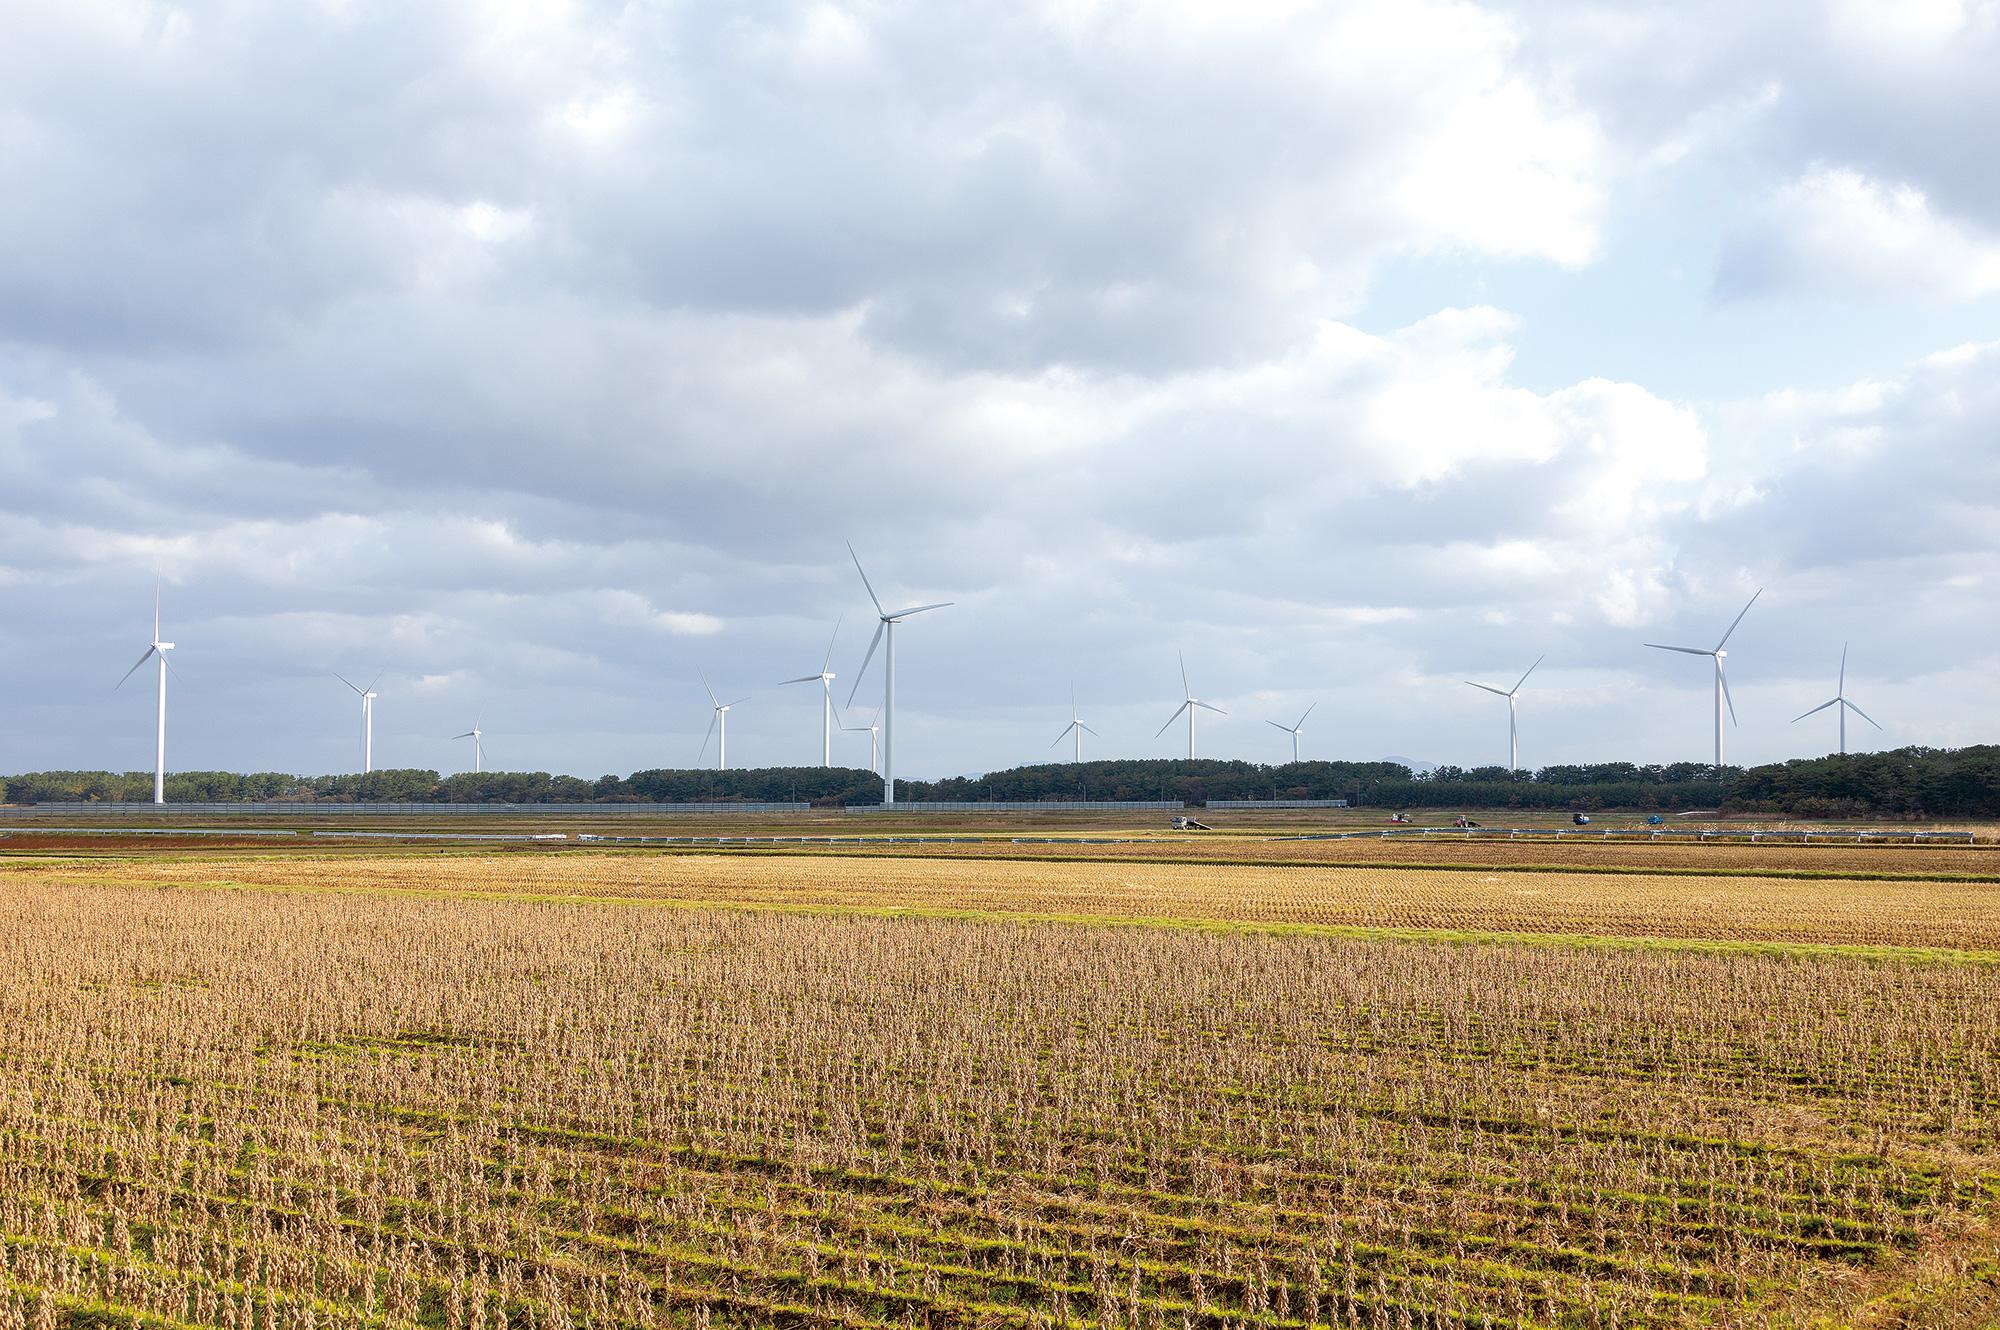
[1,746,1993,815]
[1727,746,2000,819]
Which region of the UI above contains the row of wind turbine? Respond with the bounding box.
[109,581,1887,806]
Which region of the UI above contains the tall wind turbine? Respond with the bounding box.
[845,543,952,805]
[840,705,882,774]
[452,716,485,773]
[1463,656,1542,772]
[1050,688,1099,764]
[779,616,842,767]
[1154,653,1225,759]
[335,671,382,773]
[698,672,749,771]
[1645,588,1761,767]
[1266,702,1316,764]
[1792,644,1881,755]
[115,583,176,805]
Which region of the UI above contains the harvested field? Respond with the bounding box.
[2,851,1997,1328]
[21,850,2000,954]
[755,836,2000,879]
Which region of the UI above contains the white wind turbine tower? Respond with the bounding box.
[452,716,485,773]
[334,671,382,773]
[1463,656,1543,772]
[840,705,882,774]
[1154,653,1226,759]
[1645,588,1762,767]
[1266,702,1316,764]
[698,672,749,771]
[114,583,176,805]
[779,616,842,767]
[1792,643,1881,755]
[1050,688,1099,764]
[845,543,952,805]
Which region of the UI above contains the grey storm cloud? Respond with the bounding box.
[0,0,1995,779]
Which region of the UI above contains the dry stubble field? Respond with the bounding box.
[1,840,1997,1329]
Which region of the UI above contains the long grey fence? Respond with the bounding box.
[1204,798,1349,808]
[844,801,1183,814]
[0,801,810,817]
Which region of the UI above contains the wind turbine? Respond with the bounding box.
[1645,588,1762,767]
[1050,688,1100,764]
[114,583,176,805]
[1266,702,1316,764]
[698,672,749,771]
[451,716,485,773]
[1463,656,1542,772]
[779,616,842,767]
[845,543,952,804]
[841,705,882,774]
[334,671,382,773]
[1154,653,1225,759]
[1792,644,1881,755]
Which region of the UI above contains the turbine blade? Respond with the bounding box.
[334,671,365,695]
[1714,588,1762,651]
[727,697,750,708]
[778,675,822,685]
[846,542,885,616]
[1513,654,1544,693]
[1838,641,1847,693]
[1153,701,1190,738]
[1050,723,1076,748]
[888,601,952,618]
[1265,719,1291,732]
[846,621,886,706]
[1844,698,1884,730]
[697,712,717,762]
[1296,701,1317,728]
[365,670,383,694]
[1718,662,1739,726]
[1791,698,1839,722]
[1464,681,1509,696]
[451,731,476,739]
[1178,651,1190,698]
[1193,701,1227,715]
[820,614,842,674]
[1643,644,1712,656]
[1079,723,1100,736]
[116,645,157,689]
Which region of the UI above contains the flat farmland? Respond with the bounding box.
[1,847,1997,1328]
[23,849,2000,954]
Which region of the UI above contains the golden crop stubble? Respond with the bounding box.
[24,850,2000,952]
[2,870,1998,1328]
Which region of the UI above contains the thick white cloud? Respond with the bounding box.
[0,0,1994,777]
[1719,167,2000,300]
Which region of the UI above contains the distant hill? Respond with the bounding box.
[1384,756,1439,775]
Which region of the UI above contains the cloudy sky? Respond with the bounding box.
[2,0,1997,780]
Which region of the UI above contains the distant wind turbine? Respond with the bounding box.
[779,616,842,767]
[1154,653,1225,759]
[1646,589,1761,767]
[845,543,952,805]
[698,672,749,771]
[1050,688,1100,764]
[451,716,485,773]
[1266,701,1316,764]
[334,671,383,773]
[114,582,176,805]
[1792,644,1881,755]
[1463,656,1542,772]
[840,705,882,774]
